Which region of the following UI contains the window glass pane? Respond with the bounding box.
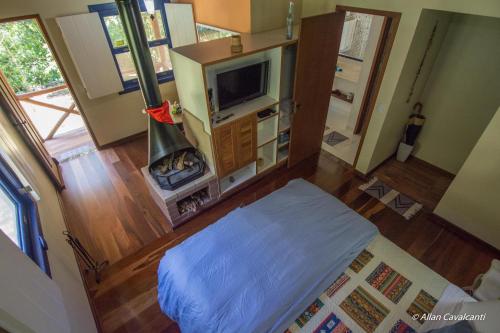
[142,11,166,42]
[0,186,19,246]
[115,52,137,81]
[150,44,172,73]
[104,11,166,48]
[115,44,172,82]
[104,15,127,48]
[196,23,235,42]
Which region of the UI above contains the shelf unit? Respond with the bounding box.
[257,140,277,173]
[170,27,298,200]
[277,144,289,163]
[213,96,279,128]
[219,162,256,194]
[258,112,279,147]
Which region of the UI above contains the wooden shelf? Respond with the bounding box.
[258,137,276,148]
[335,56,362,83]
[172,26,299,66]
[278,141,289,149]
[331,90,354,104]
[212,95,278,128]
[220,162,256,194]
[257,140,277,173]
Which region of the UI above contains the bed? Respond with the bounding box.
[157,178,473,333]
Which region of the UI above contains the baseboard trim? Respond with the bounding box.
[408,155,456,179]
[431,213,500,256]
[99,131,147,150]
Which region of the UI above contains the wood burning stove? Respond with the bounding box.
[116,0,205,190]
[149,146,205,191]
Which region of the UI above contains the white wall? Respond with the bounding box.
[0,232,70,333]
[366,9,452,171]
[0,0,178,147]
[0,105,97,333]
[435,107,500,249]
[413,13,500,174]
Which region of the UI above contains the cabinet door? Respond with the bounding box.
[213,123,238,178]
[235,114,257,168]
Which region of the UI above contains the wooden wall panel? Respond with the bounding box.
[177,0,251,33]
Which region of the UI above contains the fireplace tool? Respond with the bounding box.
[63,231,108,283]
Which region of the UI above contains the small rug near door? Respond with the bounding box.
[359,177,423,220]
[57,144,97,163]
[323,131,348,147]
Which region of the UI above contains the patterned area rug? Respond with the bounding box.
[406,290,439,324]
[359,177,423,220]
[284,235,446,333]
[366,262,413,304]
[349,250,374,273]
[323,131,349,147]
[340,287,389,333]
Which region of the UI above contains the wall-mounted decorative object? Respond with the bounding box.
[286,1,295,40]
[405,23,438,103]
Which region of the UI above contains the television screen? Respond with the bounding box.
[216,61,269,110]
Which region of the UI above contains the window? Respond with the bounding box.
[196,23,236,42]
[89,0,173,93]
[0,154,50,276]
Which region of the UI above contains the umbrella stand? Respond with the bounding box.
[397,102,426,162]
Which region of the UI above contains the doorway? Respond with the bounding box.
[0,16,95,163]
[321,7,400,166]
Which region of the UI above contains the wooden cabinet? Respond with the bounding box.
[213,114,257,178]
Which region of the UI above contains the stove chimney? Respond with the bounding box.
[116,0,205,190]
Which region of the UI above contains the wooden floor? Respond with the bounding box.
[59,137,499,333]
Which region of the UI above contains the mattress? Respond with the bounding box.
[157,178,378,333]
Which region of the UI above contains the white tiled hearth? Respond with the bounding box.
[141,167,219,227]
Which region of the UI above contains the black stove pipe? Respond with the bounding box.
[116,0,161,108]
[116,0,192,167]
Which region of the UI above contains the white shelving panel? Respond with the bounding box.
[257,140,277,173]
[258,114,279,146]
[220,162,256,194]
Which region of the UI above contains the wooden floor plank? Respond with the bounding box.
[58,138,499,332]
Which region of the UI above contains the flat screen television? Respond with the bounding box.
[216,61,269,111]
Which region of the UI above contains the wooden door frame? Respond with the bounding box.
[0,14,99,149]
[335,6,401,169]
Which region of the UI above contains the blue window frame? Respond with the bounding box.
[89,0,174,93]
[0,155,50,276]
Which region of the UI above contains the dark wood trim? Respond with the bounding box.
[0,14,101,149]
[338,53,363,63]
[353,17,388,134]
[331,90,353,104]
[99,130,147,150]
[0,72,65,189]
[333,6,401,170]
[55,193,103,333]
[335,6,401,18]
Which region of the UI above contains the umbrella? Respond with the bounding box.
[403,102,426,146]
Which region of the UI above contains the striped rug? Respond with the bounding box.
[366,262,412,304]
[359,177,423,220]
